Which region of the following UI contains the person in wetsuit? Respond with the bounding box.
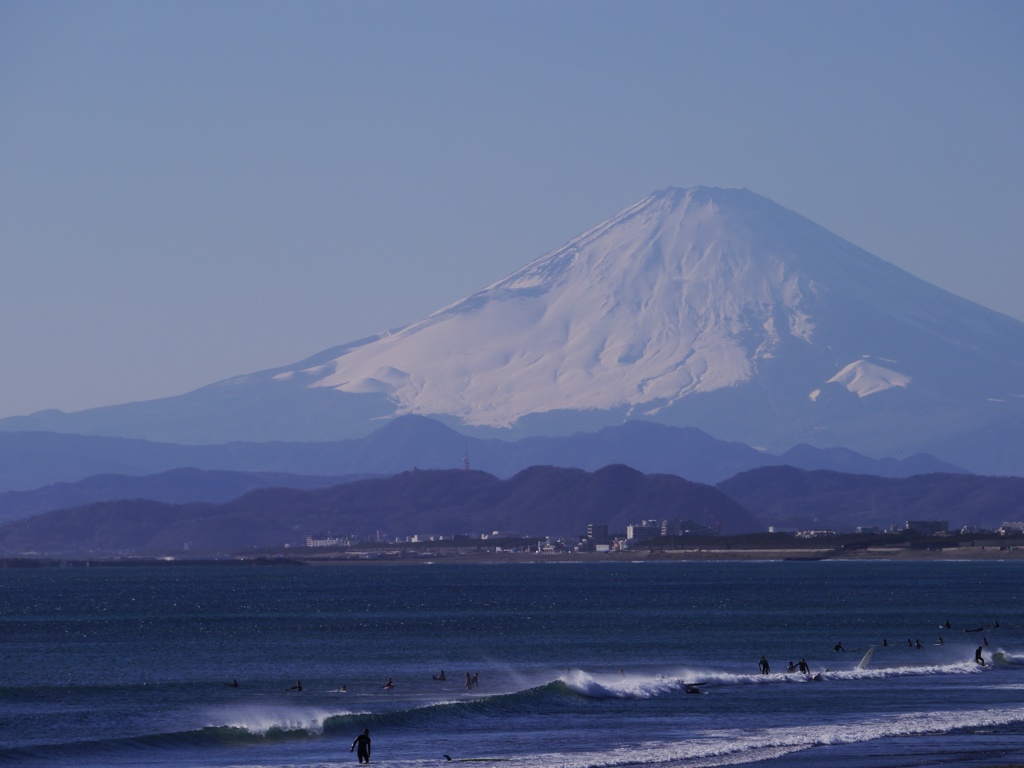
[351,728,371,763]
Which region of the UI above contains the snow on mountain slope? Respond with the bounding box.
[305,188,832,426]
[298,185,1022,439]
[824,358,911,398]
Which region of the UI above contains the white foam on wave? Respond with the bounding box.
[560,669,681,699]
[520,704,1024,768]
[993,649,1024,667]
[812,659,984,681]
[211,703,359,735]
[559,659,987,699]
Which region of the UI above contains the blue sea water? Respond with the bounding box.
[1,560,1022,768]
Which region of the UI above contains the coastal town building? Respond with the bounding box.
[305,534,348,547]
[626,521,661,543]
[905,520,949,535]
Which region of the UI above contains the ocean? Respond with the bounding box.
[1,560,1022,768]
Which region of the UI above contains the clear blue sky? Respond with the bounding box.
[1,0,1021,419]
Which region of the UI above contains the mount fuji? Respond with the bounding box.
[4,187,1023,474]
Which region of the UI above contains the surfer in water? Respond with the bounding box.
[351,728,371,763]
[798,659,809,674]
[287,680,302,691]
[383,677,394,689]
[758,655,770,675]
[975,646,986,666]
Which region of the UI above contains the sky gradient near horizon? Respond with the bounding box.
[2,0,1022,420]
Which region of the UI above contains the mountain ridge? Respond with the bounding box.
[0,465,760,557]
[717,466,1024,533]
[0,416,964,499]
[2,461,1019,558]
[0,467,366,524]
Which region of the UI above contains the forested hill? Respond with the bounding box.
[0,465,759,557]
[718,467,1024,532]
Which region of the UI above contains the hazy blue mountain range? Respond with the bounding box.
[0,416,962,502]
[0,467,366,525]
[0,465,760,557]
[3,186,1021,474]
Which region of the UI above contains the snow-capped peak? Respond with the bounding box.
[306,187,826,426]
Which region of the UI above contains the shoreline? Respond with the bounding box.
[4,545,1023,569]
[297,545,1024,566]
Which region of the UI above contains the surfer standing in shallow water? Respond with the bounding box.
[351,728,371,763]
